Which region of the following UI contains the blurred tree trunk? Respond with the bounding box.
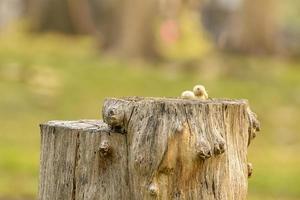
[29,0,97,34]
[67,0,97,34]
[110,0,159,59]
[29,0,159,59]
[29,0,77,33]
[87,0,122,49]
[0,0,26,29]
[239,0,278,53]
[201,0,278,54]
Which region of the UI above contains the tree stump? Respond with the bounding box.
[39,120,129,200]
[39,97,260,200]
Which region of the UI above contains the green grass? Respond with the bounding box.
[0,25,300,199]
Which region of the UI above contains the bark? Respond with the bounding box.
[39,97,259,200]
[102,97,259,199]
[39,120,129,200]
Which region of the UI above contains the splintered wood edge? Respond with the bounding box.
[40,120,109,132]
[104,97,249,105]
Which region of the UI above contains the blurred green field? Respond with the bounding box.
[0,26,300,199]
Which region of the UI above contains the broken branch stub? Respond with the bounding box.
[247,107,260,145]
[102,98,135,133]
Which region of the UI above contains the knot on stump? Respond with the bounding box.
[213,138,226,155]
[148,182,159,196]
[99,140,112,157]
[247,162,253,178]
[102,98,135,134]
[247,107,261,145]
[196,139,212,160]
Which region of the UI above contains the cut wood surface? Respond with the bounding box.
[39,97,260,200]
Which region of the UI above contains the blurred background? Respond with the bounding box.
[0,0,299,199]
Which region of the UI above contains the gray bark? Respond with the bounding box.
[39,97,259,200]
[39,120,129,200]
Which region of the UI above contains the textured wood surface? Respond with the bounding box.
[39,97,259,200]
[102,97,259,200]
[39,120,129,200]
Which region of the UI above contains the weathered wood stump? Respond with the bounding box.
[39,120,129,200]
[39,97,259,200]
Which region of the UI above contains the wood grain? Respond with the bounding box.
[39,120,129,200]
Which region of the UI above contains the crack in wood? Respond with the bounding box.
[183,105,193,138]
[125,131,132,199]
[71,132,80,200]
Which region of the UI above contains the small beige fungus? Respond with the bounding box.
[181,90,195,99]
[193,85,208,100]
